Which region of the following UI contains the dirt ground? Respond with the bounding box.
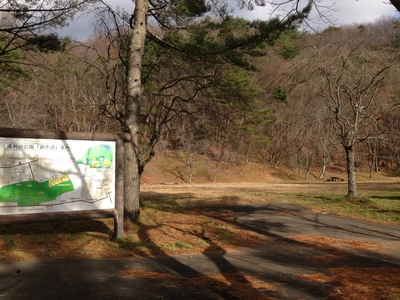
[141,181,398,203]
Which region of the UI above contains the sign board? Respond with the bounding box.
[0,137,116,215]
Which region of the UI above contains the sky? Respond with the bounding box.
[58,0,400,41]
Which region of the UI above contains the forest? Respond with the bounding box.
[1,1,400,218]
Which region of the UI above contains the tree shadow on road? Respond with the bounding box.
[1,190,400,299]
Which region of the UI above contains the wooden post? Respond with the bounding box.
[114,138,125,239]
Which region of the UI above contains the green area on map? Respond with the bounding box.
[0,178,75,206]
[77,144,113,168]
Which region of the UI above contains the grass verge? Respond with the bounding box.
[289,190,400,223]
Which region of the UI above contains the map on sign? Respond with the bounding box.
[0,137,116,215]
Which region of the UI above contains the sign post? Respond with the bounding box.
[0,128,128,239]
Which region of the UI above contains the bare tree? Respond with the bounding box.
[312,34,398,197]
[171,122,207,184]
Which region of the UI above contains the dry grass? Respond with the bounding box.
[121,269,277,300]
[299,267,400,300]
[141,151,400,185]
[288,234,386,254]
[329,267,400,300]
[294,235,400,300]
[0,204,268,260]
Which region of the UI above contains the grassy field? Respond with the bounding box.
[287,190,400,223]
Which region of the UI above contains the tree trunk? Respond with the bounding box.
[124,0,149,222]
[304,152,314,181]
[389,0,400,12]
[344,145,357,198]
[213,154,225,182]
[189,160,194,184]
[369,154,378,179]
[318,162,327,179]
[318,149,331,180]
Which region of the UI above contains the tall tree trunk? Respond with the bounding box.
[344,145,357,198]
[318,160,327,179]
[124,0,149,222]
[318,143,333,180]
[367,139,378,179]
[304,152,315,181]
[213,153,225,183]
[389,0,400,12]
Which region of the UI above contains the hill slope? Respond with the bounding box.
[140,152,400,185]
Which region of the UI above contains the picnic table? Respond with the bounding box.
[326,176,345,182]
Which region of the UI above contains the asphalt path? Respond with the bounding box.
[1,203,399,300]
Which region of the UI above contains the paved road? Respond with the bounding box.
[1,203,399,299]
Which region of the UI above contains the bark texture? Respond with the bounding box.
[344,145,357,198]
[124,0,149,222]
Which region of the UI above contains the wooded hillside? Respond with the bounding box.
[1,10,400,184]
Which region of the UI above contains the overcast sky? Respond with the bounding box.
[58,0,400,41]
